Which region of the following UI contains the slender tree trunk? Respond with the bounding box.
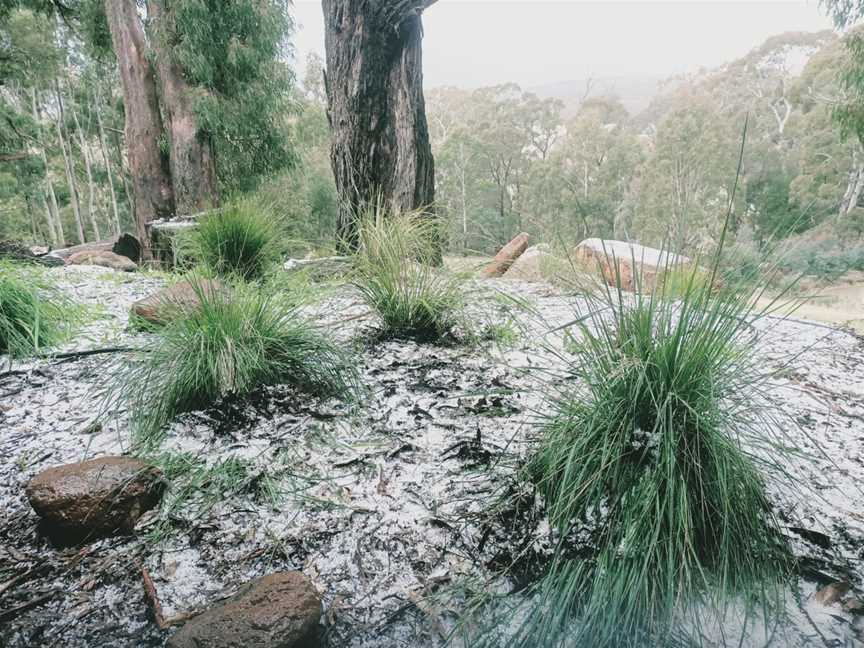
[39,194,58,246]
[31,88,64,245]
[148,0,218,217]
[94,84,121,235]
[840,152,864,216]
[104,0,175,257]
[323,0,437,252]
[54,81,86,244]
[68,85,101,241]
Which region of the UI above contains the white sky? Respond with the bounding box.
[290,0,835,88]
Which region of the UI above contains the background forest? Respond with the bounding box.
[2,2,864,280]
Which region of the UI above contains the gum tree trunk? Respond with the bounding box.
[322,0,437,252]
[104,0,175,257]
[148,0,219,217]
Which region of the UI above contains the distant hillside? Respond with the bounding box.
[531,75,667,116]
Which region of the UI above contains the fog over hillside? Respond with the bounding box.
[531,75,667,115]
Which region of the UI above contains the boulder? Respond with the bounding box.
[167,572,322,648]
[131,279,223,326]
[481,232,530,278]
[67,249,138,272]
[814,581,852,606]
[503,244,559,282]
[573,238,690,292]
[25,456,163,545]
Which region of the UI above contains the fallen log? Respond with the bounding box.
[0,240,65,267]
[481,232,530,278]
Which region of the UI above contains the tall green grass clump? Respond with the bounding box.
[180,201,282,280]
[110,279,357,445]
[471,130,796,647]
[352,206,467,341]
[0,262,69,359]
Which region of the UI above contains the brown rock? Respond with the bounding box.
[814,581,852,606]
[502,244,560,282]
[25,456,163,545]
[845,597,863,614]
[167,572,322,648]
[130,279,223,326]
[67,249,138,272]
[481,232,530,278]
[573,238,691,292]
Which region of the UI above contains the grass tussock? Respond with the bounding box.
[0,263,71,359]
[468,130,797,647]
[352,206,468,341]
[179,201,283,281]
[110,278,357,446]
[520,264,791,646]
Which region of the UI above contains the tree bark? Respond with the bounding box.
[322,0,437,252]
[104,0,175,258]
[53,80,86,244]
[31,88,64,245]
[94,84,122,236]
[68,85,102,241]
[148,0,219,217]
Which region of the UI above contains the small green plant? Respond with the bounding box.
[142,451,279,542]
[108,279,358,446]
[352,206,468,341]
[0,262,71,359]
[179,201,283,280]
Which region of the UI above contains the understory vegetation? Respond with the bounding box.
[178,202,284,281]
[461,176,800,645]
[352,207,469,342]
[108,279,357,447]
[0,262,70,358]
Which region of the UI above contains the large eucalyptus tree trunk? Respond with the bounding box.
[148,0,219,217]
[104,0,174,257]
[322,0,437,252]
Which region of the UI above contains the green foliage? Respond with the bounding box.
[142,450,280,542]
[779,236,864,278]
[0,262,69,358]
[248,99,338,253]
[834,29,864,148]
[352,206,467,341]
[163,0,296,192]
[821,0,864,28]
[179,202,283,281]
[480,252,794,646]
[108,279,357,446]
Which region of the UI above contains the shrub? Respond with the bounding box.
[109,279,357,446]
[471,234,796,644]
[351,207,467,341]
[180,201,283,280]
[0,263,69,358]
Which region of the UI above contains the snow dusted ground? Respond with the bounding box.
[0,265,862,647]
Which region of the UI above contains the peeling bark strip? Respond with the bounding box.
[323,0,438,251]
[105,0,175,258]
[148,0,219,218]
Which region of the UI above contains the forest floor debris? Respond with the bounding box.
[0,265,862,647]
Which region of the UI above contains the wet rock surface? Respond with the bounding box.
[26,456,163,545]
[67,250,139,272]
[0,266,862,647]
[131,279,223,326]
[167,571,321,648]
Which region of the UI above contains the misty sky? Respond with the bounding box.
[291,1,836,88]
